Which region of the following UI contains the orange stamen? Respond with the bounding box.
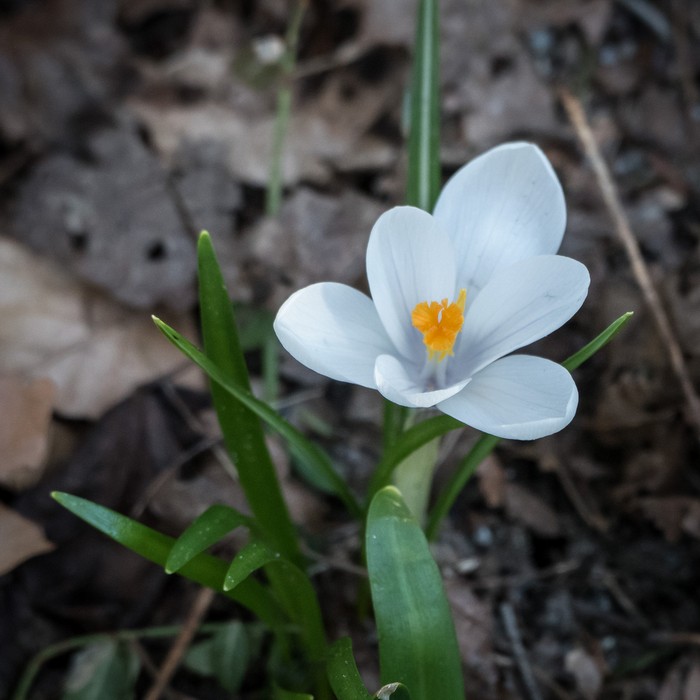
[411,289,466,361]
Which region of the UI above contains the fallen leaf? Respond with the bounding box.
[11,127,196,311]
[0,237,200,419]
[0,375,55,490]
[477,456,506,508]
[248,188,386,309]
[444,578,497,692]
[636,497,700,542]
[0,503,55,575]
[565,647,604,700]
[503,482,562,538]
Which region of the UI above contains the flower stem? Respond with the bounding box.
[265,0,307,217]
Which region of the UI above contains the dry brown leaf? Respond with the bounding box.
[0,237,200,419]
[476,456,507,508]
[0,503,55,575]
[565,647,604,700]
[504,482,562,537]
[12,128,197,311]
[444,578,497,690]
[636,497,700,542]
[0,375,55,490]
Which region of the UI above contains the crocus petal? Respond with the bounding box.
[366,206,457,362]
[374,354,470,408]
[438,355,578,440]
[274,282,394,388]
[450,255,589,381]
[433,142,566,295]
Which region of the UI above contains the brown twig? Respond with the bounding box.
[500,602,544,700]
[560,87,700,440]
[144,587,216,700]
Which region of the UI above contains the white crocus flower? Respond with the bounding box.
[273,143,590,440]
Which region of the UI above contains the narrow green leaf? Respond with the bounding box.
[425,433,499,541]
[52,492,284,629]
[406,0,440,211]
[563,311,634,371]
[327,638,373,700]
[198,231,300,562]
[220,540,328,697]
[369,414,461,502]
[366,487,464,700]
[224,540,279,592]
[382,401,409,451]
[152,313,360,517]
[425,311,635,538]
[166,504,253,574]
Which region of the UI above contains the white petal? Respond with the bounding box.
[274,282,394,388]
[433,142,567,294]
[450,255,589,381]
[438,355,578,440]
[374,354,470,408]
[366,206,457,361]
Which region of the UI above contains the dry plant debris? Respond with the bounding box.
[1,0,700,698]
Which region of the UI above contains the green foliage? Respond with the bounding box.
[184,621,258,694]
[424,310,636,539]
[327,638,374,700]
[366,487,464,700]
[563,311,634,371]
[406,0,440,211]
[63,639,139,700]
[166,504,253,574]
[197,231,300,562]
[51,492,285,627]
[152,313,360,517]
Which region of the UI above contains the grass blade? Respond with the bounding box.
[426,311,635,538]
[51,492,284,628]
[406,0,440,211]
[166,504,253,574]
[152,313,360,517]
[198,232,300,561]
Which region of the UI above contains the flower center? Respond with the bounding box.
[411,289,467,362]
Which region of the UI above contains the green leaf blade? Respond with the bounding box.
[224,540,279,592]
[327,638,373,700]
[152,314,360,517]
[197,232,301,563]
[406,0,440,211]
[366,487,464,700]
[563,311,634,371]
[166,504,252,574]
[52,492,285,629]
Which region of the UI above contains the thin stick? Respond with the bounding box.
[560,87,700,439]
[144,587,216,700]
[500,602,544,700]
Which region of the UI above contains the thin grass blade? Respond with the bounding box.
[51,492,284,629]
[426,311,635,538]
[197,231,300,562]
[166,504,253,574]
[152,314,360,517]
[406,0,440,211]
